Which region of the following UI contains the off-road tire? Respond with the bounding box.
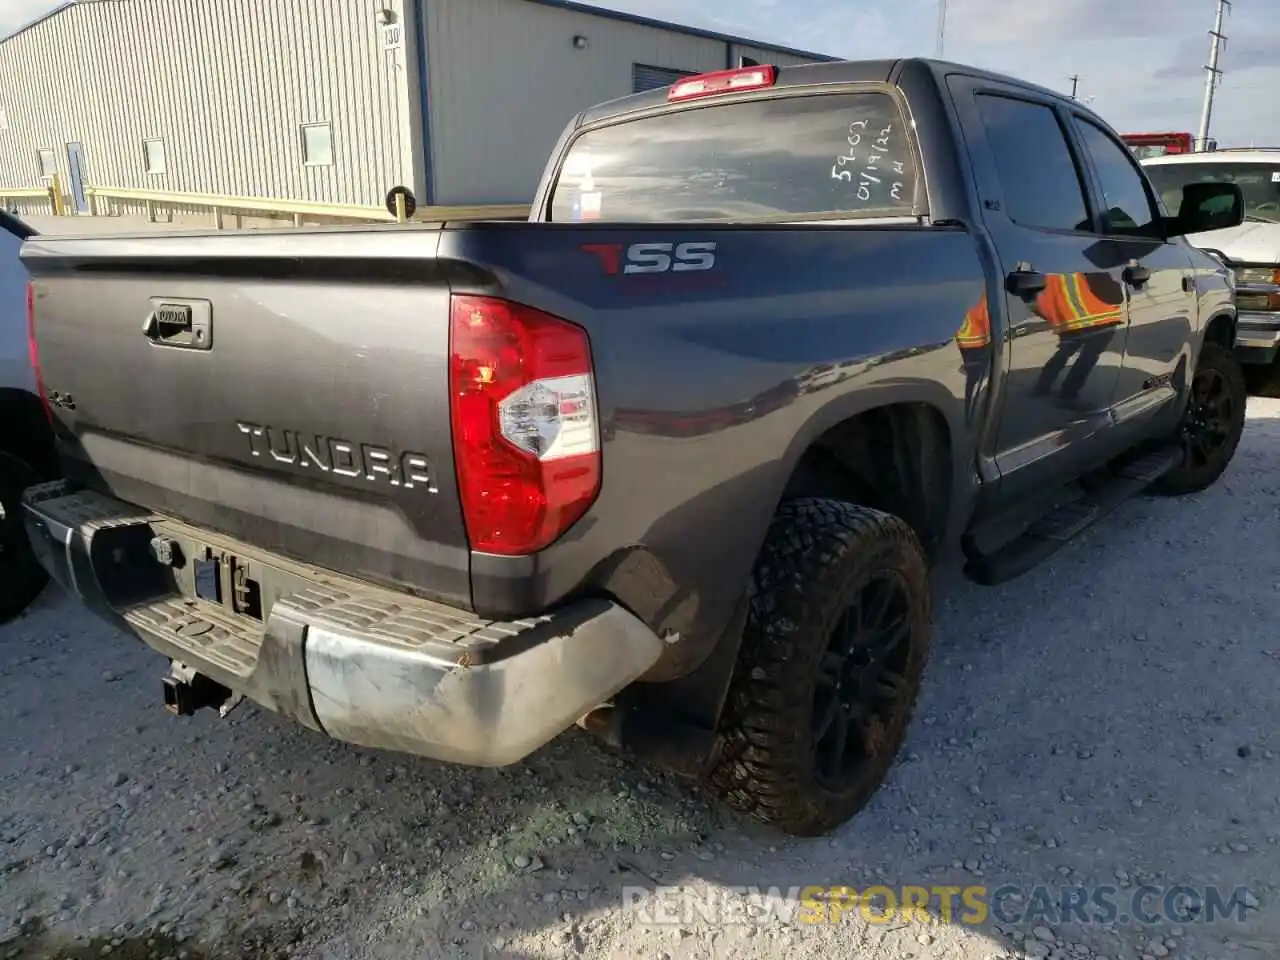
[1152,342,1247,496]
[0,451,48,623]
[707,498,932,836]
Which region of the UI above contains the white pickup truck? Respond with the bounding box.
[1,209,56,621]
[1143,150,1280,373]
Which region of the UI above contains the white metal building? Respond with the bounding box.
[0,0,835,213]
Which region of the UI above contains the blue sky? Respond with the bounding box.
[588,0,1278,147]
[3,0,1276,146]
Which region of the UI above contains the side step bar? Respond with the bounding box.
[963,444,1181,587]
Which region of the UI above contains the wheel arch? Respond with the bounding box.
[775,381,962,562]
[631,382,963,743]
[1202,311,1237,352]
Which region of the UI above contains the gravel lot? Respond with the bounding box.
[4,400,1280,960]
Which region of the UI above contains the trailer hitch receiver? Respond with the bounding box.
[162,661,232,716]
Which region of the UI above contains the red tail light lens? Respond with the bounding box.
[26,281,51,423]
[448,295,601,555]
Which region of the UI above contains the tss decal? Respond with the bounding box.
[582,241,717,275]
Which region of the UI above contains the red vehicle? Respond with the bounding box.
[1122,131,1216,159]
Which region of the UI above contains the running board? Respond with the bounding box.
[963,445,1182,587]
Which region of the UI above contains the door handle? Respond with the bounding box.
[1005,268,1047,300]
[1123,261,1151,287]
[1181,274,1195,293]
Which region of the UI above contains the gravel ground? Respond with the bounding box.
[4,400,1280,960]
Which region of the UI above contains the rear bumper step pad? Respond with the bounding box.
[21,482,664,766]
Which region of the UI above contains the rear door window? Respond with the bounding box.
[973,94,1091,233]
[550,92,920,222]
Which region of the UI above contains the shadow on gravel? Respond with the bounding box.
[4,407,1280,960]
[351,407,1280,957]
[1,917,209,960]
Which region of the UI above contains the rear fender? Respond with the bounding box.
[630,376,973,734]
[780,376,975,546]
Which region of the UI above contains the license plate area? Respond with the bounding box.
[194,556,222,603]
[191,547,263,621]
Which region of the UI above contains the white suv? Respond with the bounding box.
[1,209,55,621]
[1142,150,1280,369]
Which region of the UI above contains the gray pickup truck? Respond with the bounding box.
[19,58,1244,836]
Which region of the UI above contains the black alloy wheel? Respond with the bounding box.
[812,572,913,791]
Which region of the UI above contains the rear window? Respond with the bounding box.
[549,92,920,223]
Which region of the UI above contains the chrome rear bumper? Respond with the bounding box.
[21,482,664,766]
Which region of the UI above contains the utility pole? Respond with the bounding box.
[935,0,948,58]
[1067,75,1081,100]
[1196,0,1230,152]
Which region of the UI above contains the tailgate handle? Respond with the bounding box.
[144,299,212,350]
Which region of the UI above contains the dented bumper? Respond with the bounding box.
[21,481,665,766]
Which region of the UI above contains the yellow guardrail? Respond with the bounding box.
[83,185,529,227]
[0,174,64,215]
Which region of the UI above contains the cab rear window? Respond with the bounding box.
[549,91,920,223]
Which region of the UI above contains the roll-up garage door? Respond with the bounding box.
[632,63,697,93]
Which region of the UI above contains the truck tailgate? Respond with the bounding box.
[21,227,471,607]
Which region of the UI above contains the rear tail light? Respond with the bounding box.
[668,65,777,102]
[448,295,601,555]
[26,281,51,423]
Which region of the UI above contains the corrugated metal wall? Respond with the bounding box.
[0,0,412,210]
[424,0,832,205]
[0,0,831,213]
[425,0,730,205]
[631,64,697,93]
[729,43,823,69]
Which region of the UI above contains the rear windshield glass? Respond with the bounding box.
[549,92,920,223]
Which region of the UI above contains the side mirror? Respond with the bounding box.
[1167,181,1244,237]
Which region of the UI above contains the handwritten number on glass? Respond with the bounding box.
[832,112,909,205]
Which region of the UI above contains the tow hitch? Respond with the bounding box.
[162,660,234,716]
